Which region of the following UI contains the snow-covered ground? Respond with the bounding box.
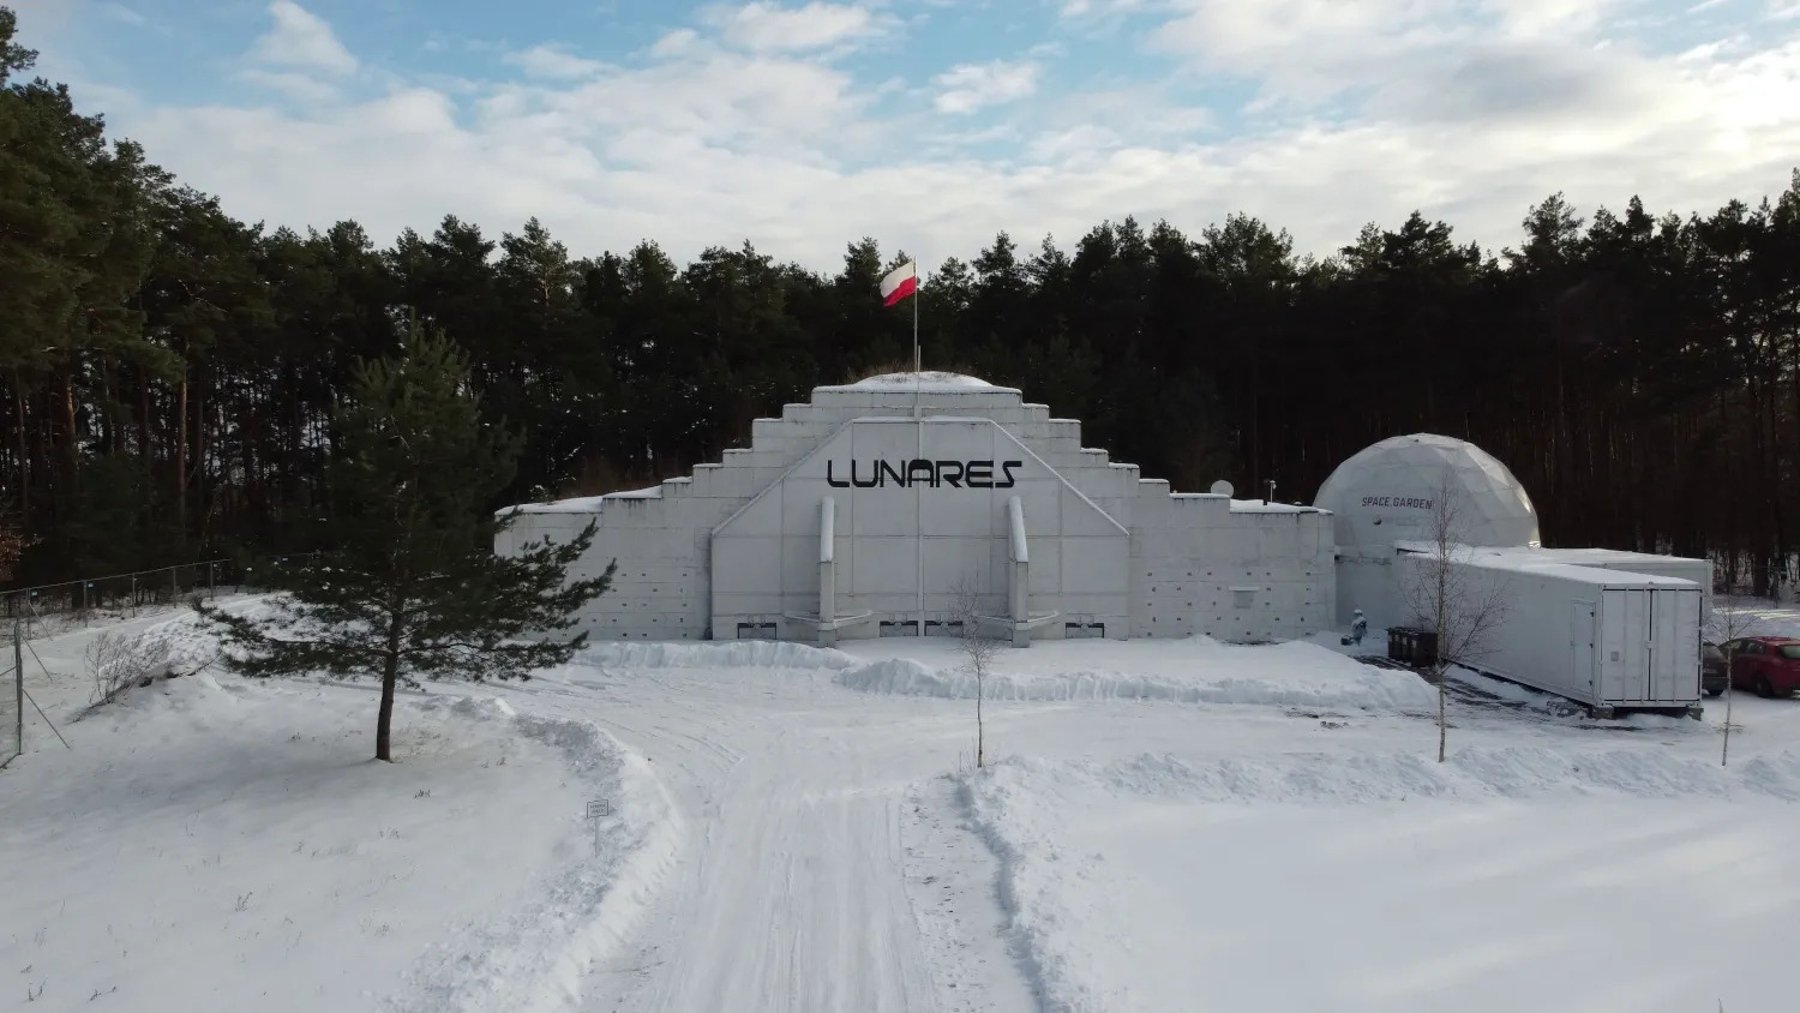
[6,605,1800,1011]
[2,602,675,1012]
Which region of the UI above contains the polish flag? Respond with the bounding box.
[879,261,918,307]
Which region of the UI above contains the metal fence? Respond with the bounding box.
[1,559,246,628]
[3,626,19,768]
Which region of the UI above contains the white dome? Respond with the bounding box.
[842,371,994,389]
[1314,434,1540,553]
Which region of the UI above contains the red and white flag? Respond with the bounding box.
[879,261,917,307]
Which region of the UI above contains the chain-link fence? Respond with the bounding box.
[0,559,255,642]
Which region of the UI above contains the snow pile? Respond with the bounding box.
[396,700,681,1013]
[971,744,1800,809]
[834,637,1438,712]
[959,747,1800,1012]
[581,639,856,671]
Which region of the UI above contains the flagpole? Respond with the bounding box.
[912,267,921,420]
[913,264,924,637]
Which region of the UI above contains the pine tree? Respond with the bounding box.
[199,329,613,761]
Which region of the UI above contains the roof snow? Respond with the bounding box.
[815,372,1021,395]
[846,371,993,388]
[502,486,662,515]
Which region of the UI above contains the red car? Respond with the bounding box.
[1721,636,1800,698]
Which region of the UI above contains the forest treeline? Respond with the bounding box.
[3,9,1798,594]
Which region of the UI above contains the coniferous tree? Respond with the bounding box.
[199,330,614,761]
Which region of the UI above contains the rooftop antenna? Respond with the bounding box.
[1264,478,1276,505]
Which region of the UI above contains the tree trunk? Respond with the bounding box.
[976,675,984,769]
[55,367,77,476]
[137,377,151,462]
[1437,674,1447,763]
[11,370,28,525]
[175,366,188,546]
[376,614,402,762]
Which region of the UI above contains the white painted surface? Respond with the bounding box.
[501,374,1335,645]
[1315,433,1540,553]
[1395,550,1703,708]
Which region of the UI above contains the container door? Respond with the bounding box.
[1570,600,1597,698]
[1596,588,1641,704]
[1649,588,1701,702]
[1618,588,1650,703]
[1645,589,1670,703]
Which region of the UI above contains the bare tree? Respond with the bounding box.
[950,580,1005,769]
[1402,472,1512,762]
[1707,597,1762,767]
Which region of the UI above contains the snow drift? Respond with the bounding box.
[834,638,1438,712]
[959,746,1800,1012]
[580,639,856,671]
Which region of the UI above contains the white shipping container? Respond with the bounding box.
[1395,551,1703,712]
[1451,546,1713,617]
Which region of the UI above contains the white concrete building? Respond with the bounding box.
[498,373,1335,646]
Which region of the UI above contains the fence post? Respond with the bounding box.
[208,561,216,599]
[170,566,178,601]
[12,621,22,763]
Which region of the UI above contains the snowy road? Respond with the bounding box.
[520,661,1034,1013]
[502,638,1800,1013]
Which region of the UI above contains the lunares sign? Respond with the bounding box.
[826,459,1023,489]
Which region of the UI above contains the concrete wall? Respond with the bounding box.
[500,379,1338,645]
[1130,492,1336,642]
[709,416,1131,642]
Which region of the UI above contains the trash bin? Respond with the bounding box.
[1386,626,1439,667]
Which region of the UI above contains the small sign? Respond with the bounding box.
[585,798,611,857]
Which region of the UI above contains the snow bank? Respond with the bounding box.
[959,747,1800,1012]
[834,638,1437,712]
[395,701,681,1013]
[580,639,856,671]
[973,744,1800,809]
[2,649,676,1013]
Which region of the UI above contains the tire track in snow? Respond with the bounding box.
[521,664,1026,1013]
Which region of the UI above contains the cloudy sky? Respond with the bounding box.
[21,0,1800,270]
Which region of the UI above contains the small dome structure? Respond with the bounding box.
[843,371,994,389]
[1314,434,1540,553]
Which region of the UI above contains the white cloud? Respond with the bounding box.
[650,28,701,58]
[1059,0,1150,16]
[1153,0,1465,105]
[74,3,1800,278]
[933,60,1041,114]
[708,2,885,53]
[505,45,603,81]
[251,1,357,77]
[239,69,343,105]
[96,3,148,26]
